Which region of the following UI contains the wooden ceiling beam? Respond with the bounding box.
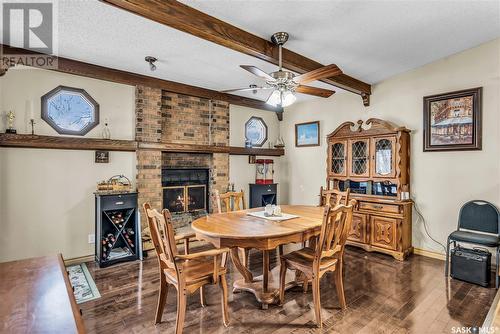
[101,0,372,102]
[0,44,282,113]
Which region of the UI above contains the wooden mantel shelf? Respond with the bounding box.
[138,141,229,154]
[0,133,285,156]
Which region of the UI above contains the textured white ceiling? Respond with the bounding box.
[182,0,500,84]
[2,0,499,103]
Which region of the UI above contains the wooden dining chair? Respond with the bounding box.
[279,200,356,328]
[214,189,246,213]
[213,189,251,267]
[143,203,230,334]
[298,186,352,292]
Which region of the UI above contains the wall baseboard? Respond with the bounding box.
[64,254,94,266]
[413,247,445,261]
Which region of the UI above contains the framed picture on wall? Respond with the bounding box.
[295,121,320,147]
[423,87,482,152]
[95,150,109,163]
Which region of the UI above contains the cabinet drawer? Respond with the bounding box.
[370,216,397,250]
[99,193,137,211]
[359,202,399,214]
[348,213,367,244]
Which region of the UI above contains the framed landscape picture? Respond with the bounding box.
[423,87,482,152]
[295,121,320,147]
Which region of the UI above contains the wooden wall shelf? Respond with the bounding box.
[0,133,137,151]
[0,134,285,156]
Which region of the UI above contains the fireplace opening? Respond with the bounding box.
[162,168,209,213]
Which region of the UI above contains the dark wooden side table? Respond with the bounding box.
[0,254,86,333]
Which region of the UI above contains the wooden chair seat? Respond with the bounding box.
[281,247,339,272]
[164,259,228,285]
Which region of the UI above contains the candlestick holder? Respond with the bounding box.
[29,119,36,135]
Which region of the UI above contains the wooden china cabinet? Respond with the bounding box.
[326,118,412,260]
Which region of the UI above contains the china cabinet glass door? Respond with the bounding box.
[371,137,396,178]
[348,139,370,177]
[330,140,347,177]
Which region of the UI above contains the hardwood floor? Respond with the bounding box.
[81,246,496,333]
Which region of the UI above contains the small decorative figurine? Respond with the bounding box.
[274,136,285,148]
[6,111,16,134]
[101,121,111,140]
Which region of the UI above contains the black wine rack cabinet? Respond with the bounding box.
[95,192,142,268]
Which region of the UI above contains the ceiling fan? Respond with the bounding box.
[222,32,343,108]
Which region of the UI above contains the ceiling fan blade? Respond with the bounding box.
[293,64,343,84]
[240,65,275,81]
[221,86,271,93]
[296,85,335,98]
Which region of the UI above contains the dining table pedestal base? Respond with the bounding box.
[233,264,304,309]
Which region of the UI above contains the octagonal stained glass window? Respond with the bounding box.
[245,116,268,147]
[41,86,99,135]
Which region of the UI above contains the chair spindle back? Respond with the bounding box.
[214,189,246,213]
[319,186,351,207]
[143,203,178,270]
[315,199,356,262]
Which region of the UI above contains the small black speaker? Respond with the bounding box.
[450,246,491,287]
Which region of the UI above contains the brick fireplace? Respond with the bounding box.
[135,86,230,244]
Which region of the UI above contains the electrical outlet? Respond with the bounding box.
[88,233,95,244]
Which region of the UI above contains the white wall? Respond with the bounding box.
[0,68,136,262]
[229,105,285,205]
[281,38,500,253]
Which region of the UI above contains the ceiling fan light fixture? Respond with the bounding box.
[281,90,296,107]
[266,89,281,107]
[266,89,296,108]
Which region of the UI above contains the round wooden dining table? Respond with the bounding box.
[191,205,325,309]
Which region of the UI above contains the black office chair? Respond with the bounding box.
[445,200,500,288]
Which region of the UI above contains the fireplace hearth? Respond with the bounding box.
[162,168,209,213]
